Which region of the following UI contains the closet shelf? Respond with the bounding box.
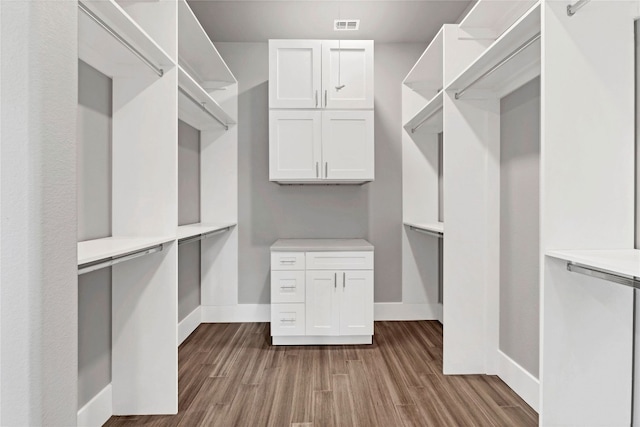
[177,222,236,243]
[178,0,236,89]
[404,221,444,238]
[447,2,540,100]
[78,236,174,266]
[178,66,236,131]
[78,0,174,79]
[547,249,640,280]
[403,27,444,98]
[459,0,539,40]
[404,91,444,135]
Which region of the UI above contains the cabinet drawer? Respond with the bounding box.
[271,303,306,336]
[271,252,305,270]
[306,252,373,270]
[271,271,305,303]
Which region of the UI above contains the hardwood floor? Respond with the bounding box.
[105,321,538,427]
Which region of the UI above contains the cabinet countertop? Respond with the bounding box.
[271,238,374,252]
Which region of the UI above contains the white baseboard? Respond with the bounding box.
[201,304,270,322]
[77,384,112,427]
[374,303,442,321]
[497,350,539,412]
[178,306,202,345]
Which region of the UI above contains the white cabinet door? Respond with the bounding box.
[322,110,374,181]
[269,40,322,109]
[269,110,322,181]
[322,40,374,109]
[305,271,340,336]
[340,271,374,336]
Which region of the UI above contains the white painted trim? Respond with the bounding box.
[201,304,270,323]
[374,303,442,321]
[497,350,539,412]
[273,335,372,345]
[178,306,202,346]
[77,384,112,427]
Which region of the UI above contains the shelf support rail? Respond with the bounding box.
[78,243,165,275]
[179,87,229,131]
[567,0,591,16]
[409,225,443,239]
[411,105,443,134]
[566,262,640,289]
[454,32,541,100]
[78,2,164,77]
[178,227,231,246]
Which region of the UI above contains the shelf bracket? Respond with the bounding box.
[409,226,443,239]
[78,243,165,275]
[566,262,640,289]
[178,87,229,131]
[178,227,231,246]
[567,0,591,16]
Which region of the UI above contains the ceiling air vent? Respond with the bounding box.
[334,19,360,31]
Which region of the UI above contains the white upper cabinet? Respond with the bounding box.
[269,110,322,181]
[322,40,374,109]
[269,39,374,109]
[322,110,374,181]
[269,40,322,109]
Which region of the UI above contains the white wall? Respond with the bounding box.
[215,42,425,304]
[1,1,78,424]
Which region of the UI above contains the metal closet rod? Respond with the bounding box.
[411,106,443,134]
[409,226,443,239]
[454,32,541,100]
[567,0,591,16]
[179,87,229,131]
[78,244,165,275]
[178,227,231,246]
[567,262,640,289]
[78,2,164,77]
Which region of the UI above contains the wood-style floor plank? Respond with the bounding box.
[105,321,538,427]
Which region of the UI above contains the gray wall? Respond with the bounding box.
[77,60,112,408]
[216,42,425,304]
[178,120,202,321]
[499,78,541,378]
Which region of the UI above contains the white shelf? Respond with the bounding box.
[178,0,236,89]
[404,221,444,236]
[547,249,640,279]
[403,27,444,98]
[78,0,174,78]
[178,66,236,131]
[448,2,540,100]
[177,222,236,241]
[78,236,175,266]
[404,91,444,135]
[459,0,539,40]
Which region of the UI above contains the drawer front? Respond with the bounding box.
[306,251,374,270]
[271,303,306,336]
[271,252,305,270]
[271,271,305,303]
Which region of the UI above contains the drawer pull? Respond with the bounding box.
[280,286,296,289]
[280,259,296,264]
[280,318,296,323]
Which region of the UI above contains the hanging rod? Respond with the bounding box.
[409,226,443,239]
[411,106,443,134]
[567,0,591,16]
[178,227,231,246]
[78,244,165,275]
[78,2,164,77]
[455,32,541,100]
[567,262,640,289]
[178,87,229,131]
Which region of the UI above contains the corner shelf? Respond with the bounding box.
[177,222,236,243]
[459,0,539,40]
[78,0,175,78]
[404,90,444,135]
[178,66,236,131]
[403,27,444,99]
[447,2,541,100]
[177,0,236,89]
[404,221,444,238]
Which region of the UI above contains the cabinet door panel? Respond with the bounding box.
[305,271,340,336]
[271,271,305,303]
[322,111,374,181]
[269,40,321,109]
[269,110,322,181]
[322,40,374,109]
[340,271,374,335]
[271,303,306,336]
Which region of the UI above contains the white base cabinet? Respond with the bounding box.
[270,239,374,345]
